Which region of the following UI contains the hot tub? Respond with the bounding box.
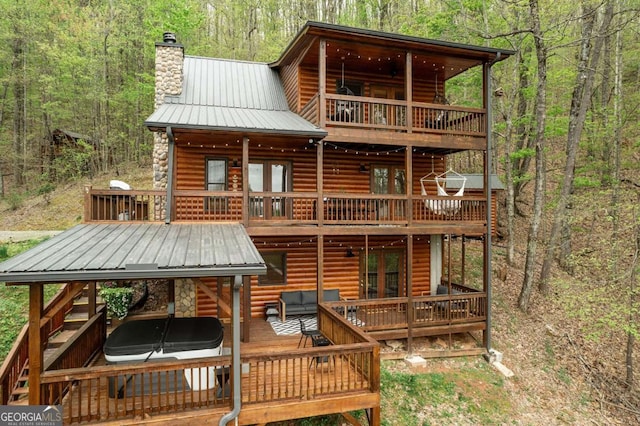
[104,316,224,394]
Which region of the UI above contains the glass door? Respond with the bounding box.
[361,249,403,299]
[248,160,291,219]
[372,165,406,220]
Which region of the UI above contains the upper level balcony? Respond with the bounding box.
[298,93,487,148]
[83,186,488,234]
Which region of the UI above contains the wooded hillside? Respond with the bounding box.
[0,0,638,422]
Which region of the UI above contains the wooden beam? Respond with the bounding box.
[28,283,43,405]
[194,278,232,315]
[342,412,364,426]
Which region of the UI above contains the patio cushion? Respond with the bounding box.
[301,290,317,305]
[324,289,340,302]
[281,291,303,306]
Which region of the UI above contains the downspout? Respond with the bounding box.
[219,274,243,426]
[485,53,500,352]
[165,127,175,224]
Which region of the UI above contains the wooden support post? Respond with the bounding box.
[28,283,44,405]
[242,137,249,226]
[243,275,251,342]
[83,185,92,222]
[405,51,413,134]
[88,282,96,317]
[370,345,381,425]
[317,236,324,324]
[407,235,414,354]
[319,40,327,127]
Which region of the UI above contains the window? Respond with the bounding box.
[258,252,287,286]
[205,158,228,213]
[248,160,292,219]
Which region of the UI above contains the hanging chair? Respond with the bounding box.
[420,168,467,214]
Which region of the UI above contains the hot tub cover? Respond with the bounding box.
[104,317,224,357]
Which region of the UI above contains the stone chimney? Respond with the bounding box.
[152,32,184,190]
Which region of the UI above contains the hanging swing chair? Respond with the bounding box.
[420,164,467,215]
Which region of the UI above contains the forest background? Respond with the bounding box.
[0,0,639,424]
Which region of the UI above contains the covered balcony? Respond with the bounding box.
[83,186,488,230]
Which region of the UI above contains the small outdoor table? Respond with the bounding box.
[310,335,332,368]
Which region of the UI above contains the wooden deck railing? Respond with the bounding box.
[173,190,243,221]
[0,284,76,405]
[85,188,486,228]
[413,195,487,222]
[37,310,378,424]
[84,186,167,222]
[41,355,233,424]
[325,94,486,136]
[0,324,29,405]
[325,288,487,336]
[41,306,107,406]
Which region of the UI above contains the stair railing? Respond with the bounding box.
[0,283,81,404]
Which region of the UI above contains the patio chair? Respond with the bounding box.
[298,318,322,348]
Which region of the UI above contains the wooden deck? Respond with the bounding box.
[13,288,489,425]
[40,306,380,425]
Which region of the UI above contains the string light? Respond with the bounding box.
[323,142,405,156]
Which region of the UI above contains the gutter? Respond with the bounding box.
[219,274,243,426]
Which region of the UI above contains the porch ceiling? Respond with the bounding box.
[0,223,266,283]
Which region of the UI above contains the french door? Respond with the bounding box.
[248,160,292,219]
[361,249,404,299]
[371,165,406,220]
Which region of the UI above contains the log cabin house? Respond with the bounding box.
[0,22,513,425]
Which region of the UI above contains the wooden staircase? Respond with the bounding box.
[6,361,30,405]
[4,285,101,405]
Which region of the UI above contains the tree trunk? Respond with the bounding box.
[628,190,639,388]
[512,43,534,207]
[539,1,614,293]
[518,0,548,311]
[12,35,26,187]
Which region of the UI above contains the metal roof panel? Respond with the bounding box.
[0,223,265,283]
[145,57,326,138]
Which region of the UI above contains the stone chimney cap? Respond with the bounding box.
[163,32,177,43]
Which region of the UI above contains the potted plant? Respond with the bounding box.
[99,281,134,320]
